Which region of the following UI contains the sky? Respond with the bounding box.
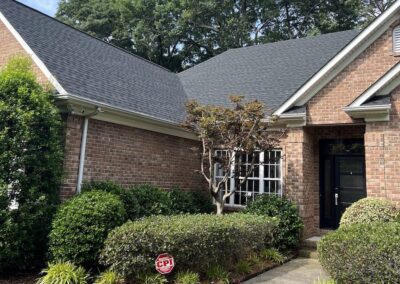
[17,0,59,16]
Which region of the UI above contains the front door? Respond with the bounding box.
[320,140,366,229]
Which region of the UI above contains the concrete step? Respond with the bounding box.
[298,248,319,259]
[301,236,321,249]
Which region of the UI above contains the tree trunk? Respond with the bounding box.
[215,199,224,215]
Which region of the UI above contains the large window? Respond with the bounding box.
[215,150,282,206]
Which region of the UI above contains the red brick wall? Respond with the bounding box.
[307,23,400,125]
[365,86,400,205]
[60,115,204,198]
[284,23,400,236]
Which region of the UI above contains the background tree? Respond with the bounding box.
[0,57,64,274]
[184,96,283,214]
[56,0,395,71]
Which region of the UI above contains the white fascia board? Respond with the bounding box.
[0,11,68,95]
[56,94,198,140]
[351,63,400,107]
[273,1,400,116]
[343,104,391,122]
[274,113,306,127]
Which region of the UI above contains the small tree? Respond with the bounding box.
[0,57,64,273]
[184,96,283,214]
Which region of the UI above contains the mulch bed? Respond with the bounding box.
[0,273,37,284]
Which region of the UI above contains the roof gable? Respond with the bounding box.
[0,0,187,123]
[179,30,359,114]
[274,0,400,116]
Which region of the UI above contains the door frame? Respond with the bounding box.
[319,139,366,229]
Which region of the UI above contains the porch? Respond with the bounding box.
[284,125,367,237]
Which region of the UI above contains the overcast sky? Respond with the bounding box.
[18,0,59,16]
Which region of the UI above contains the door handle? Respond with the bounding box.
[334,193,339,206]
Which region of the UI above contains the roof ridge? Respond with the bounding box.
[13,0,173,73]
[227,29,360,52]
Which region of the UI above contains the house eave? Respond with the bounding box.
[343,105,391,122]
[275,113,307,127]
[55,94,198,140]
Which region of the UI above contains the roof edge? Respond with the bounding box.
[55,93,197,140]
[343,104,391,122]
[274,0,400,116]
[10,0,173,73]
[0,9,67,94]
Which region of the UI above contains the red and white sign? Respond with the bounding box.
[155,253,175,274]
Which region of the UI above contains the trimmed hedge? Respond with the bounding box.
[340,197,399,227]
[49,191,126,267]
[318,222,400,283]
[244,194,303,250]
[100,214,278,278]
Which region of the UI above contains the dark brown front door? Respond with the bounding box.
[320,140,366,229]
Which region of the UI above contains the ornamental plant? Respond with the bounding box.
[340,197,399,227]
[184,96,284,214]
[49,191,126,268]
[37,262,89,284]
[245,194,303,250]
[0,57,63,274]
[318,222,400,283]
[100,213,277,279]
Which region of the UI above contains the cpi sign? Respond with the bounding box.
[155,253,175,274]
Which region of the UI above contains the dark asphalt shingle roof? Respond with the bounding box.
[1,0,187,123]
[179,30,360,114]
[2,0,360,122]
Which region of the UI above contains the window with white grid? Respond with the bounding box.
[214,150,282,206]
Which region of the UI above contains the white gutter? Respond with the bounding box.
[76,108,102,194]
[56,93,181,127]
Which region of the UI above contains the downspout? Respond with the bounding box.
[76,108,102,194]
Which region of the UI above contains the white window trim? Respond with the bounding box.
[214,150,283,207]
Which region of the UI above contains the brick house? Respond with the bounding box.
[1,0,400,237]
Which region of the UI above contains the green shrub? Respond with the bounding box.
[36,262,89,284]
[260,248,285,264]
[205,265,230,284]
[49,191,126,267]
[245,194,303,250]
[100,213,277,278]
[82,181,140,220]
[174,271,200,284]
[234,260,252,275]
[94,271,124,284]
[0,57,63,274]
[340,197,399,227]
[82,181,214,219]
[128,184,173,217]
[318,222,400,283]
[169,189,214,214]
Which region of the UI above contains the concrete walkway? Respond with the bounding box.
[243,258,329,284]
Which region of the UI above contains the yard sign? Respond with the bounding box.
[155,253,175,274]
